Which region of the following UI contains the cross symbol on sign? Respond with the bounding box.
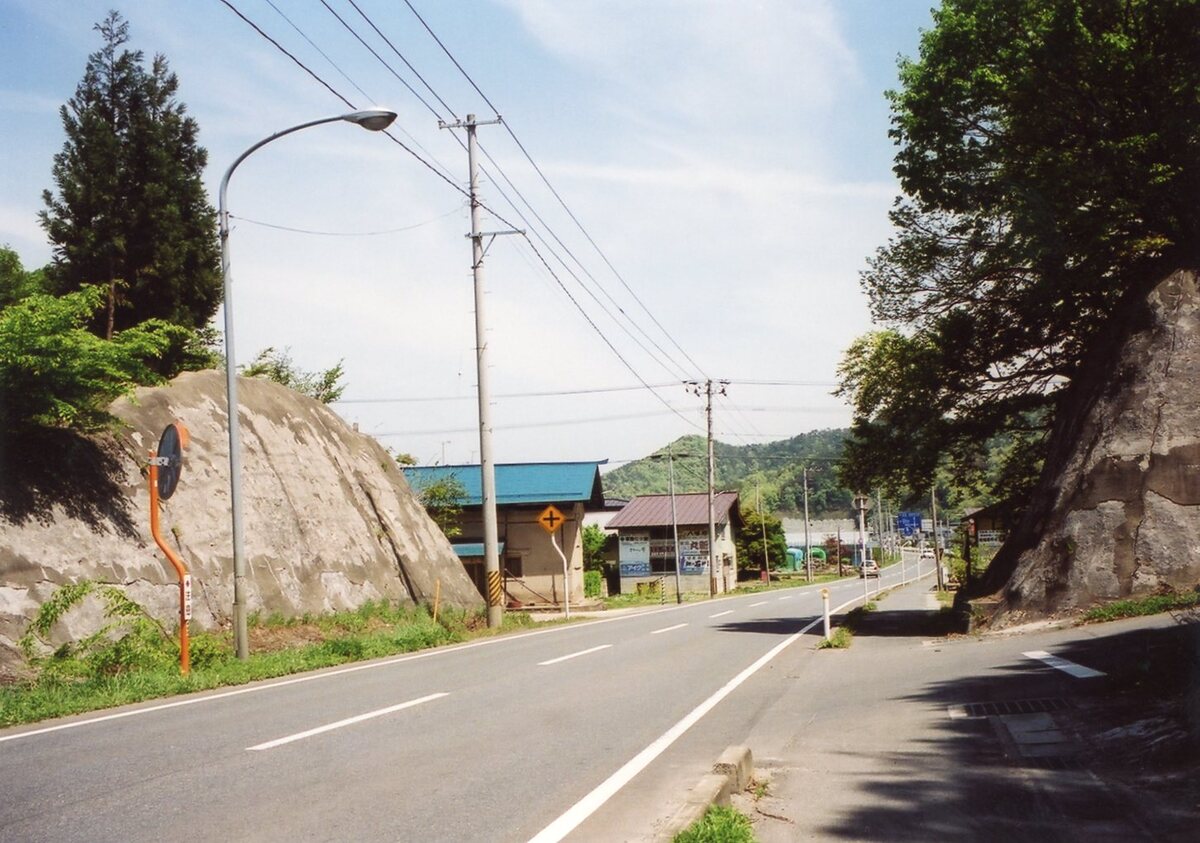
[538,505,565,533]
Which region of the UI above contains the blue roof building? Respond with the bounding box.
[401,461,605,509]
[401,461,607,608]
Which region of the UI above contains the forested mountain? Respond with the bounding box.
[602,429,851,517]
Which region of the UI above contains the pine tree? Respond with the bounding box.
[39,12,220,340]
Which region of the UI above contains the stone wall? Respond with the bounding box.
[995,269,1200,623]
[0,370,482,671]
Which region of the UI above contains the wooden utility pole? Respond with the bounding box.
[803,467,812,582]
[931,485,944,590]
[687,378,728,596]
[438,112,518,628]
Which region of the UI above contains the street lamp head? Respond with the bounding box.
[343,109,397,131]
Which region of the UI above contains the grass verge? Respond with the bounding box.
[1082,590,1200,623]
[817,601,876,650]
[1,600,538,728]
[673,804,757,843]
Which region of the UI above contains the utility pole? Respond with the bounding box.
[931,484,944,590]
[687,378,728,596]
[837,523,843,578]
[803,467,812,583]
[878,489,888,566]
[855,493,870,603]
[669,444,682,604]
[757,480,768,581]
[439,113,520,628]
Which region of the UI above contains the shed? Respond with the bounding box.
[606,491,741,595]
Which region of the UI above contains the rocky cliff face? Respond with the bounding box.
[0,370,482,670]
[993,269,1200,623]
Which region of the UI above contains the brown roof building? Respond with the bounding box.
[607,492,741,595]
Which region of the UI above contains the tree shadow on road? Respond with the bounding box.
[808,620,1200,842]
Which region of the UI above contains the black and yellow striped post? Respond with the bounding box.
[487,569,503,610]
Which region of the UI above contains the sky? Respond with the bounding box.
[0,0,936,469]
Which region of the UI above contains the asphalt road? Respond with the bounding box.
[0,559,927,843]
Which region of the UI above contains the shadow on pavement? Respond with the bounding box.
[814,618,1200,842]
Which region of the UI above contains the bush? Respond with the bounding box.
[584,570,602,598]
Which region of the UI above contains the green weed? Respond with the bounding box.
[673,804,756,843]
[1082,590,1200,623]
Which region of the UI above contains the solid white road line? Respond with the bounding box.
[650,623,688,635]
[1023,650,1106,679]
[709,610,734,619]
[527,592,869,843]
[538,645,612,666]
[246,693,448,751]
[0,602,701,746]
[749,601,768,607]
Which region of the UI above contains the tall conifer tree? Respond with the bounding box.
[40,12,220,339]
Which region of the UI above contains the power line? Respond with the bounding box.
[227,206,461,237]
[370,407,683,437]
[307,0,696,382]
[334,382,680,404]
[219,0,695,415]
[400,0,708,377]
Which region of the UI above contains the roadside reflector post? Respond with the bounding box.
[821,588,831,641]
[433,579,441,625]
[147,421,192,675]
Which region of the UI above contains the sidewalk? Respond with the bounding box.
[729,577,1199,842]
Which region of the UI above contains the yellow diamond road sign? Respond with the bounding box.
[538,505,566,533]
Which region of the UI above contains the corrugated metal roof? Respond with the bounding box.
[402,462,605,507]
[606,491,740,529]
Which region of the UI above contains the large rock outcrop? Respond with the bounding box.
[0,370,481,669]
[990,269,1200,623]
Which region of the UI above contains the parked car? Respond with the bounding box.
[920,548,935,559]
[859,560,880,578]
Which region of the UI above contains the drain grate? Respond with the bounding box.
[947,698,1072,719]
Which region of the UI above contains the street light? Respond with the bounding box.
[219,108,397,660]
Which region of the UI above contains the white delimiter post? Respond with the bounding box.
[466,114,502,628]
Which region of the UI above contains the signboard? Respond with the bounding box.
[182,574,193,621]
[537,505,566,533]
[618,530,709,577]
[896,511,922,537]
[619,533,650,564]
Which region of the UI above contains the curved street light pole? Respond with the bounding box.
[219,109,396,660]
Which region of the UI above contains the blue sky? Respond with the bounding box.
[0,0,935,467]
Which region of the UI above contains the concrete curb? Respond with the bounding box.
[653,745,753,841]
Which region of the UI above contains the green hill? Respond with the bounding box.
[602,429,852,517]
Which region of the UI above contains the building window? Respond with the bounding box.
[504,555,524,578]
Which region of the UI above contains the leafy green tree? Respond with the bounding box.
[411,474,466,539]
[581,524,610,572]
[840,0,1200,502]
[0,285,189,432]
[39,12,220,339]
[735,506,787,572]
[0,246,51,308]
[241,346,346,404]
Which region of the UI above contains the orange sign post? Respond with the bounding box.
[538,505,570,619]
[147,421,192,675]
